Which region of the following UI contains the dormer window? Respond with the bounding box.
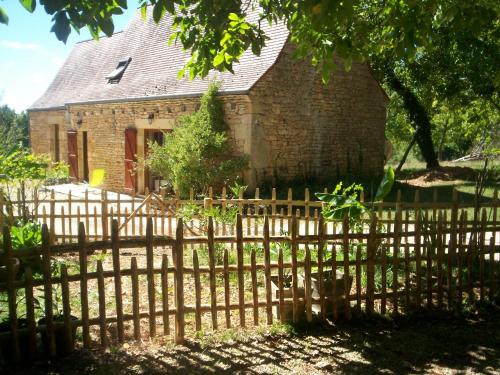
[106,58,131,83]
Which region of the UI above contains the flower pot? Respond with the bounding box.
[299,270,353,317]
[0,257,21,283]
[38,315,78,357]
[270,275,306,322]
[0,318,34,363]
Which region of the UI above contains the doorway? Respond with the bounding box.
[144,129,167,192]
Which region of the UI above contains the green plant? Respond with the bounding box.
[10,221,42,250]
[145,83,248,197]
[229,179,247,198]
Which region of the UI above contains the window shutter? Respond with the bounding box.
[67,131,78,181]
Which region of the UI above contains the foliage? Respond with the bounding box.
[316,167,395,228]
[145,83,247,197]
[9,221,42,250]
[0,147,69,225]
[3,1,498,83]
[229,179,247,198]
[316,182,367,225]
[0,105,29,150]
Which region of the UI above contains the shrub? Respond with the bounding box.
[145,83,247,197]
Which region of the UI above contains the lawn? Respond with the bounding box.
[4,305,499,374]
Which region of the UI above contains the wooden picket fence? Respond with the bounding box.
[0,186,498,243]
[0,202,499,363]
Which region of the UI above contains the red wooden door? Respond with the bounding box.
[67,131,78,182]
[124,128,137,193]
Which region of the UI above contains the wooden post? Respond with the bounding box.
[84,189,90,240]
[146,218,156,337]
[342,215,351,320]
[161,254,170,335]
[61,206,66,243]
[101,190,109,240]
[60,265,74,354]
[236,214,246,327]
[97,260,107,349]
[207,217,218,329]
[111,220,124,342]
[366,215,377,315]
[3,226,20,361]
[251,248,259,326]
[49,190,56,244]
[278,247,285,321]
[437,211,444,308]
[271,188,277,236]
[42,224,56,356]
[131,257,140,340]
[78,222,91,348]
[291,214,299,323]
[223,248,231,328]
[304,246,312,322]
[24,267,37,358]
[193,250,202,331]
[174,218,185,344]
[263,216,273,325]
[317,216,326,320]
[415,209,422,308]
[479,209,486,302]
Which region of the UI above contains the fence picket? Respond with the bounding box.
[131,257,140,340]
[24,267,37,358]
[223,247,231,328]
[263,216,273,325]
[236,214,246,327]
[78,223,91,348]
[251,248,259,325]
[42,224,55,356]
[174,218,185,344]
[146,218,156,337]
[193,249,202,331]
[97,260,107,348]
[366,215,377,315]
[60,265,74,354]
[111,220,124,342]
[207,217,218,329]
[161,254,170,335]
[278,247,285,321]
[3,226,20,361]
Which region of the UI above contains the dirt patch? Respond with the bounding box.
[402,166,478,187]
[4,307,500,375]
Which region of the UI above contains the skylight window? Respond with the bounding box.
[106,58,131,83]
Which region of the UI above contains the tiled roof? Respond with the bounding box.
[30,7,289,110]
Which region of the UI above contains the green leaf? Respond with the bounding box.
[51,11,71,43]
[228,13,240,21]
[99,17,114,36]
[153,0,166,23]
[140,3,147,19]
[116,0,128,9]
[213,53,225,67]
[19,0,36,13]
[0,6,9,24]
[374,167,395,201]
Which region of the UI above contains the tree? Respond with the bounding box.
[3,0,498,168]
[0,105,29,150]
[375,9,499,167]
[145,83,247,197]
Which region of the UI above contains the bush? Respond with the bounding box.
[145,83,247,197]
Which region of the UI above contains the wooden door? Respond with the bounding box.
[67,131,78,182]
[124,128,137,193]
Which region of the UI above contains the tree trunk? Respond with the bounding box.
[382,67,440,169]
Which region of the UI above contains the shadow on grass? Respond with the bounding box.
[4,305,500,374]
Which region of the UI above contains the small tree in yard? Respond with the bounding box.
[145,83,247,197]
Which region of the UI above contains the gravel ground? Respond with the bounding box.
[3,305,500,375]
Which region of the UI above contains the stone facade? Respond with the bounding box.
[29,42,387,193]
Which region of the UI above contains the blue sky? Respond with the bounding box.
[0,2,136,112]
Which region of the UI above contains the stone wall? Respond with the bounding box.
[30,95,252,193]
[248,43,388,185]
[29,110,70,162]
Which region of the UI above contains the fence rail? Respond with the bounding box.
[0,199,499,363]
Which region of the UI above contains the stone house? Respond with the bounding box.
[29,8,388,194]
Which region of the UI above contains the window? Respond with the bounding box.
[106,57,131,83]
